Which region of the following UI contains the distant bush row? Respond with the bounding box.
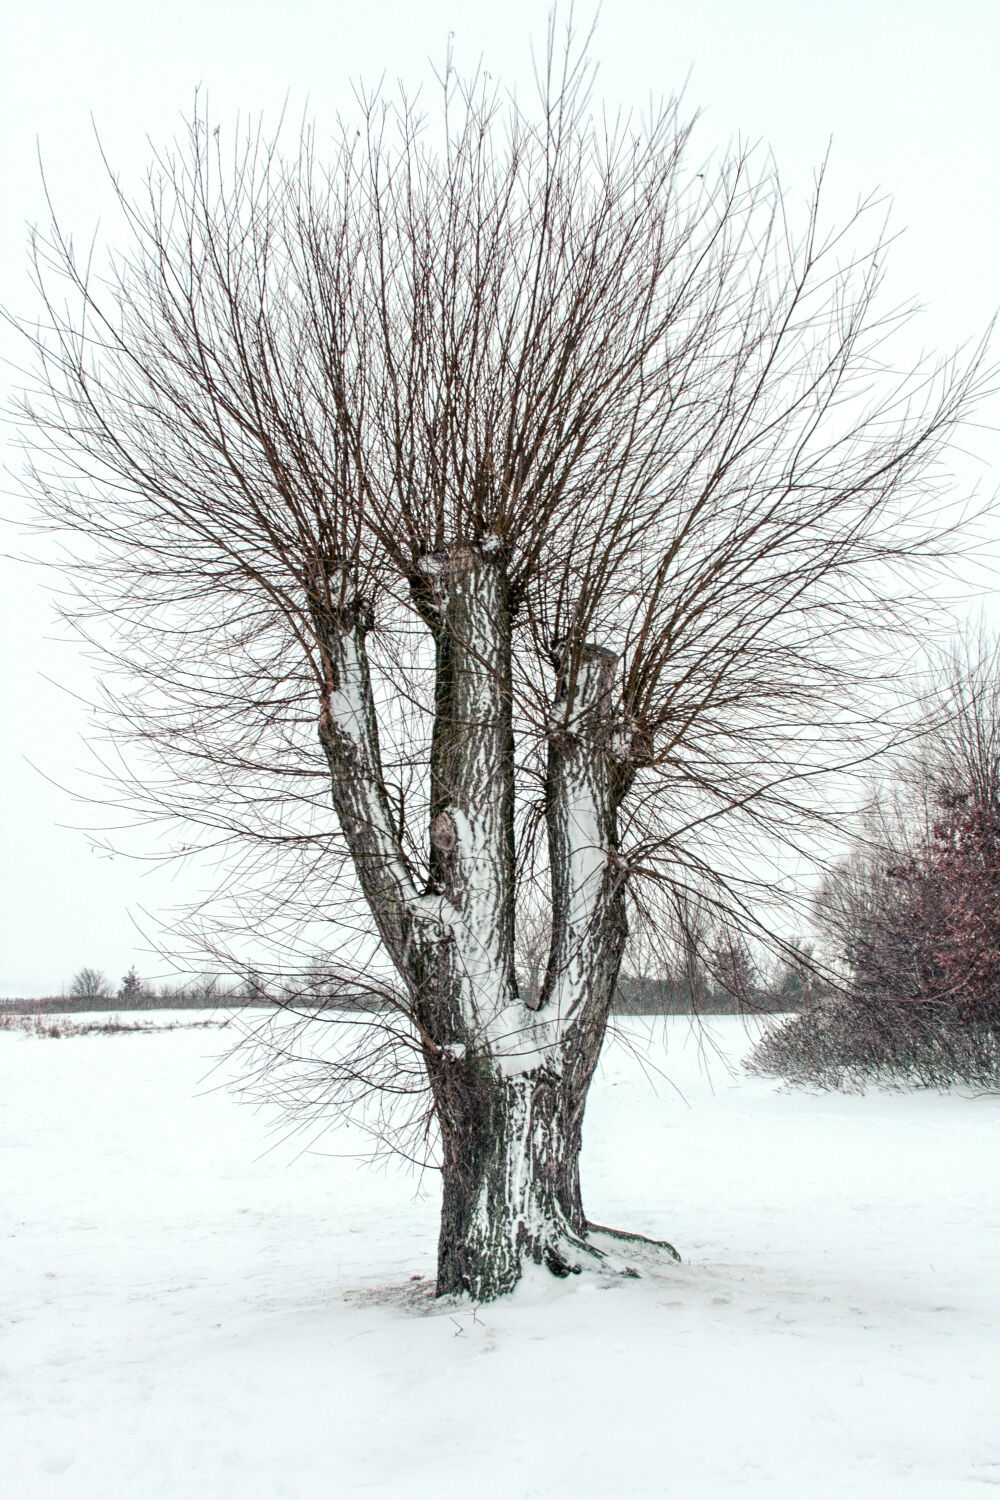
[0,1011,226,1038]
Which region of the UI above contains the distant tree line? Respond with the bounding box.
[5,949,811,1016]
[3,967,258,1015]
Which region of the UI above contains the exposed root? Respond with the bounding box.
[530,1222,681,1287]
[586,1221,682,1264]
[532,1225,608,1280]
[543,1245,579,1278]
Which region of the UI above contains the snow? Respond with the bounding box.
[4,1013,1000,1497]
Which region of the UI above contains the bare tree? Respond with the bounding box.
[12,26,992,1297]
[917,629,1000,810]
[810,629,1000,999]
[750,631,1000,1089]
[69,967,112,1003]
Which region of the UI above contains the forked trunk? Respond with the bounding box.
[313,546,667,1300]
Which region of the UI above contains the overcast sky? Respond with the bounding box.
[1,0,998,995]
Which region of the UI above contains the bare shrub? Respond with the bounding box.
[746,997,1000,1091]
[748,634,1000,1092]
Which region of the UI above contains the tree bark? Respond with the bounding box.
[432,1052,595,1299]
[542,644,630,1228]
[313,590,433,975]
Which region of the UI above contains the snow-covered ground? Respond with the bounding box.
[3,1013,1000,1498]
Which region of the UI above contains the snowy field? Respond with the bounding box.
[4,1012,1000,1499]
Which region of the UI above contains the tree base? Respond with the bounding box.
[434,1066,680,1299]
[438,1220,681,1301]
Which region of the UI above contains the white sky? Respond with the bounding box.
[1,0,998,995]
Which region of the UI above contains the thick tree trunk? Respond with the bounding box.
[433,1055,594,1300]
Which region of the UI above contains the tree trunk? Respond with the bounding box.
[313,547,676,1299]
[433,1053,594,1300]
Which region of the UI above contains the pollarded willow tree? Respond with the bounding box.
[15,30,991,1297]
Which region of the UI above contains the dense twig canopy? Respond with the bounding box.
[12,28,992,1036]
